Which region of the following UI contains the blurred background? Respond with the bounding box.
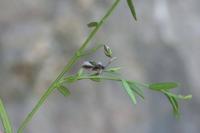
[0,0,199,133]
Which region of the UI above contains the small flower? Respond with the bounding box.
[104,45,112,58]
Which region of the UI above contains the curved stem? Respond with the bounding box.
[17,0,121,133]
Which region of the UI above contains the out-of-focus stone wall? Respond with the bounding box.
[0,0,199,133]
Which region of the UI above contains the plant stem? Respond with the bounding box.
[17,0,121,133]
[79,0,121,52]
[78,75,121,81]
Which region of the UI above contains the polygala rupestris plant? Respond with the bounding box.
[0,0,192,133]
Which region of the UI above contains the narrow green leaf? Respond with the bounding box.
[126,0,137,21]
[0,98,13,133]
[162,90,192,100]
[57,86,71,97]
[164,94,179,116]
[122,80,137,104]
[149,82,178,91]
[87,22,98,28]
[128,82,144,99]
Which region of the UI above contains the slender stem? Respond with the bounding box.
[60,75,149,89]
[17,56,78,133]
[79,0,121,52]
[78,75,122,81]
[17,0,121,133]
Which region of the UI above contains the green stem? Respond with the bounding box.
[17,0,121,133]
[79,0,121,52]
[78,75,122,81]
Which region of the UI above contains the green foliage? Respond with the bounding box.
[59,57,191,116]
[164,92,180,116]
[149,82,178,91]
[60,60,191,116]
[57,85,71,97]
[122,80,137,104]
[0,0,192,133]
[0,98,13,133]
[126,0,137,20]
[162,90,192,100]
[127,81,144,99]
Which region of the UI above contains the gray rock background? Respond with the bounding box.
[0,0,199,133]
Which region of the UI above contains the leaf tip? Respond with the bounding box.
[184,95,192,100]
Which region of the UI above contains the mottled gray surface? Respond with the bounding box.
[0,0,199,133]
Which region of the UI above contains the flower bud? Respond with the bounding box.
[104,45,112,57]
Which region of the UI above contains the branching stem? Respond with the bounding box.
[17,0,121,133]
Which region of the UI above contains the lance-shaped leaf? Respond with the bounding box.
[126,0,137,21]
[57,85,71,97]
[164,93,179,116]
[87,22,98,28]
[149,82,178,91]
[128,82,144,99]
[0,98,13,133]
[162,90,192,100]
[122,80,137,104]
